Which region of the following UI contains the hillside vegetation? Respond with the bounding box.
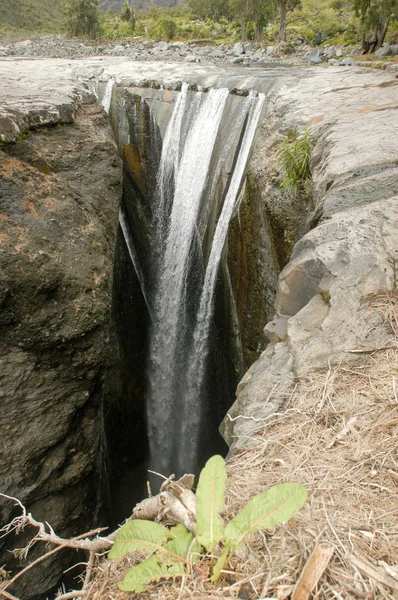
[0,0,62,34]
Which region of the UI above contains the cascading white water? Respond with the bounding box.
[101,77,116,115]
[147,87,229,476]
[154,82,189,240]
[119,207,153,319]
[177,92,266,473]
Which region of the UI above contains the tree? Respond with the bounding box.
[120,0,136,34]
[189,0,230,21]
[277,0,301,43]
[355,0,398,52]
[63,0,102,38]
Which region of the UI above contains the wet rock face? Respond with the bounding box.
[0,104,121,598]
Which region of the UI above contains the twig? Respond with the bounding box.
[0,591,20,600]
[55,592,84,600]
[1,528,107,593]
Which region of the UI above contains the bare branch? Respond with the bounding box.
[287,9,322,25]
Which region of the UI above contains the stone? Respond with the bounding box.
[232,43,244,56]
[388,44,398,56]
[223,62,398,451]
[156,41,169,51]
[229,56,245,63]
[323,46,336,58]
[339,57,353,65]
[15,39,32,47]
[374,46,389,58]
[264,316,288,343]
[303,48,322,63]
[335,47,343,57]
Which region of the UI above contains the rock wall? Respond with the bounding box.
[222,68,398,451]
[0,102,121,598]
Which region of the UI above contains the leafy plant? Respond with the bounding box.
[109,455,307,592]
[278,128,314,195]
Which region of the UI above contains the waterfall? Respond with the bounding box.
[147,87,229,477]
[178,92,266,473]
[154,81,189,239]
[119,207,153,319]
[139,84,265,480]
[101,77,116,115]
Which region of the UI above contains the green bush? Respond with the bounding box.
[278,128,314,195]
[63,0,102,38]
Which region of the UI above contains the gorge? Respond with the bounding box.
[0,57,397,599]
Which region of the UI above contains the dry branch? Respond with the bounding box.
[133,474,197,534]
[291,544,334,600]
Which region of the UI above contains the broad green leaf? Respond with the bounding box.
[166,524,194,558]
[166,524,202,563]
[196,455,227,552]
[225,483,307,548]
[108,520,168,559]
[118,553,187,592]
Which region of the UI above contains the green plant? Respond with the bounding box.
[109,455,307,592]
[120,0,136,34]
[63,0,102,38]
[278,128,314,195]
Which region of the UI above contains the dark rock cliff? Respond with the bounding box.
[0,103,122,598]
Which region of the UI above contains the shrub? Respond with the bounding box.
[278,128,314,195]
[63,0,102,38]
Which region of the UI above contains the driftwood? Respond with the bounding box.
[133,473,197,534]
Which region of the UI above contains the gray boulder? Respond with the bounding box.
[374,46,389,58]
[232,43,244,56]
[156,41,169,51]
[303,48,322,63]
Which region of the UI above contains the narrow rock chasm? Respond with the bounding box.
[102,85,280,523]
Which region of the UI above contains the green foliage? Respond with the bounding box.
[278,128,314,195]
[224,483,308,548]
[147,16,179,40]
[110,455,307,593]
[0,0,62,34]
[159,17,178,40]
[120,0,136,33]
[196,455,227,553]
[63,0,102,37]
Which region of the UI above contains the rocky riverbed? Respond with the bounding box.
[1,33,398,69]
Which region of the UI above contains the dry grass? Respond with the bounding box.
[81,295,398,600]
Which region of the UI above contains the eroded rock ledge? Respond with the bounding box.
[222,69,398,451]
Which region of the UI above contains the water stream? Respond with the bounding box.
[145,86,265,478]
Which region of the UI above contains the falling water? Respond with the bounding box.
[154,82,189,240]
[101,77,116,114]
[176,92,266,472]
[147,87,229,477]
[119,207,153,319]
